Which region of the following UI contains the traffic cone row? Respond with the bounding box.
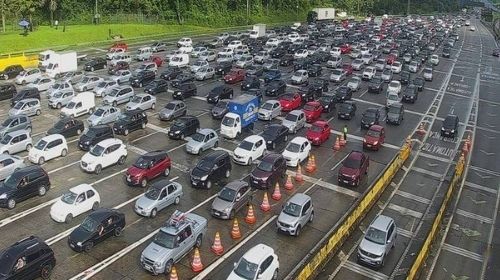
[284,174,294,190]
[340,134,346,146]
[211,232,224,255]
[417,122,426,135]
[295,164,304,183]
[245,204,256,224]
[333,136,341,151]
[231,218,242,239]
[260,192,271,212]
[305,155,317,173]
[272,182,282,201]
[462,141,469,155]
[191,248,203,272]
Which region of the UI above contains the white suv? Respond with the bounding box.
[228,244,279,280]
[80,138,127,174]
[232,135,266,165]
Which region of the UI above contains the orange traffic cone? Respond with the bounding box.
[284,174,294,190]
[260,192,271,212]
[466,134,472,149]
[211,231,224,256]
[305,155,313,173]
[333,136,341,151]
[272,182,282,200]
[340,134,346,146]
[295,164,304,183]
[191,248,203,272]
[245,204,257,224]
[417,123,426,135]
[462,142,469,155]
[169,266,179,280]
[231,218,242,239]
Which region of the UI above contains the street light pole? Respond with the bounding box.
[407,0,410,15]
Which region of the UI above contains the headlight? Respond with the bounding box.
[451,129,455,133]
[175,131,180,134]
[0,193,7,199]
[315,137,320,141]
[373,141,379,145]
[267,141,272,144]
[155,261,162,267]
[77,242,82,246]
[224,207,231,213]
[441,127,445,131]
[200,175,208,181]
[84,141,90,144]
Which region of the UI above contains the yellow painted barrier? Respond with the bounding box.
[406,154,465,279]
[0,53,39,71]
[295,140,412,280]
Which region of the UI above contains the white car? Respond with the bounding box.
[29,134,68,165]
[0,154,26,181]
[227,244,279,280]
[179,45,193,54]
[0,130,32,155]
[291,70,309,85]
[266,38,281,47]
[177,37,192,47]
[48,81,74,98]
[80,138,127,174]
[106,48,125,60]
[135,62,158,75]
[253,51,270,64]
[93,80,118,97]
[351,59,365,71]
[15,68,42,85]
[330,68,346,83]
[361,54,373,65]
[258,100,281,121]
[50,184,100,223]
[330,47,341,57]
[228,40,243,50]
[191,46,208,57]
[469,26,476,31]
[30,77,55,92]
[387,80,402,94]
[218,47,234,57]
[423,67,433,81]
[126,93,156,111]
[294,49,309,59]
[362,66,376,80]
[430,54,439,66]
[232,135,266,165]
[282,136,311,167]
[199,51,216,62]
[408,61,419,73]
[381,69,393,82]
[327,56,342,68]
[347,76,362,91]
[391,61,403,73]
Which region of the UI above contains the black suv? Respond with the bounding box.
[337,101,357,120]
[241,76,261,91]
[0,165,50,209]
[112,109,148,136]
[47,117,85,138]
[78,125,114,151]
[190,150,232,189]
[368,76,384,94]
[172,83,197,100]
[68,209,126,252]
[11,88,40,107]
[400,71,411,85]
[130,70,156,88]
[0,83,16,101]
[441,114,459,138]
[215,61,233,75]
[402,84,418,103]
[84,57,107,72]
[207,85,234,104]
[250,153,287,189]
[168,115,200,140]
[144,79,168,95]
[0,236,56,279]
[159,67,182,81]
[0,64,24,80]
[262,124,289,150]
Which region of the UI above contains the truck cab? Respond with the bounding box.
[220,94,259,139]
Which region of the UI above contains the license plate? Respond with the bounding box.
[343,180,349,183]
[144,264,152,271]
[367,144,372,147]
[214,212,220,216]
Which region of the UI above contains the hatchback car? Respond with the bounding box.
[0,165,50,209]
[363,125,385,151]
[228,244,279,280]
[207,85,234,104]
[282,137,311,167]
[168,116,200,140]
[9,98,41,117]
[103,86,134,107]
[277,193,314,236]
[357,215,397,267]
[185,128,219,155]
[264,80,286,96]
[233,135,266,165]
[282,110,306,134]
[159,101,187,121]
[113,109,148,136]
[361,108,381,129]
[279,92,302,112]
[50,184,100,223]
[11,87,40,107]
[80,138,127,174]
[211,99,230,119]
[134,180,183,218]
[126,93,156,111]
[144,79,168,95]
[441,115,459,138]
[303,101,323,123]
[211,180,251,220]
[0,130,32,155]
[47,118,85,138]
[87,105,121,127]
[386,103,404,125]
[0,115,31,138]
[125,150,171,187]
[29,134,68,165]
[172,83,197,100]
[258,100,281,121]
[338,151,369,187]
[306,120,331,145]
[190,150,232,189]
[0,154,26,181]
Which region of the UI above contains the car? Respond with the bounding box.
[306,120,331,145]
[0,154,26,181]
[233,135,266,165]
[408,61,419,73]
[8,98,41,117]
[282,136,311,167]
[130,70,156,88]
[351,59,365,71]
[29,77,55,92]
[224,69,246,84]
[264,80,286,96]
[280,54,294,66]
[277,193,314,236]
[362,66,376,81]
[386,103,404,125]
[441,115,459,138]
[87,105,121,127]
[363,125,385,151]
[47,90,76,110]
[211,99,230,119]
[61,70,84,85]
[68,208,125,252]
[291,70,309,85]
[327,56,343,68]
[190,60,209,73]
[241,76,260,91]
[0,165,50,209]
[15,68,42,85]
[211,180,252,220]
[282,110,306,134]
[185,128,219,155]
[492,49,500,57]
[75,76,103,92]
[168,115,200,140]
[338,101,357,120]
[338,150,369,187]
[0,129,32,155]
[84,57,107,72]
[215,61,233,75]
[318,94,335,113]
[28,134,67,165]
[80,138,127,174]
[340,43,352,54]
[402,85,418,103]
[0,236,56,279]
[258,100,281,121]
[111,69,132,84]
[279,92,302,112]
[78,125,114,151]
[194,66,215,81]
[469,26,476,31]
[150,41,167,52]
[412,77,425,92]
[307,64,322,77]
[159,67,182,81]
[342,63,354,76]
[133,179,183,219]
[381,68,393,83]
[0,115,31,138]
[144,79,168,95]
[190,150,232,189]
[303,101,323,123]
[430,54,439,65]
[246,64,264,76]
[250,152,287,189]
[400,71,411,85]
[330,68,346,83]
[236,55,254,68]
[177,37,193,47]
[228,244,279,280]
[47,118,85,138]
[0,83,16,101]
[159,100,187,121]
[361,108,381,129]
[262,124,289,150]
[347,76,362,92]
[387,80,402,95]
[125,150,171,187]
[375,59,386,71]
[50,184,100,223]
[262,70,281,84]
[0,64,23,80]
[357,215,397,267]
[442,48,451,58]
[367,76,384,94]
[423,67,433,81]
[335,86,353,102]
[113,109,148,136]
[126,93,156,111]
[199,50,217,62]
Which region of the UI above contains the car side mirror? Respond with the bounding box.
[257,274,263,280]
[233,262,237,268]
[234,123,237,127]
[387,239,392,244]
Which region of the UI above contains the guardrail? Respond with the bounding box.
[288,138,412,280]
[405,153,466,280]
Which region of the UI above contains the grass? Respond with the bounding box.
[0,24,215,55]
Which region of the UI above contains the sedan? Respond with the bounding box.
[338,101,357,120]
[303,101,323,123]
[185,128,219,155]
[126,94,156,111]
[258,100,281,121]
[47,118,85,138]
[207,85,233,104]
[134,181,182,218]
[144,79,168,95]
[0,154,26,181]
[262,124,289,150]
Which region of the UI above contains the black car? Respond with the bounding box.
[0,83,16,101]
[368,76,384,94]
[168,115,200,140]
[78,125,114,151]
[0,236,56,279]
[264,80,286,96]
[310,79,329,92]
[250,153,287,189]
[0,64,23,80]
[441,114,459,138]
[170,73,194,88]
[280,54,294,66]
[241,76,260,91]
[293,59,311,71]
[159,67,182,81]
[211,99,230,119]
[208,85,233,103]
[144,79,168,95]
[307,64,323,77]
[442,48,451,58]
[68,209,126,252]
[318,94,336,113]
[337,101,357,120]
[190,150,232,189]
[402,84,418,103]
[298,86,317,103]
[412,77,425,91]
[84,57,107,72]
[130,70,155,88]
[400,71,411,85]
[386,103,404,125]
[335,86,353,102]
[11,87,40,107]
[0,165,50,209]
[47,118,85,138]
[245,65,264,77]
[360,108,380,129]
[215,61,233,75]
[270,48,286,58]
[262,124,289,150]
[112,110,148,136]
[173,83,197,100]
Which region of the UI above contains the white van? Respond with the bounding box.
[169,54,189,68]
[60,91,95,118]
[136,47,153,61]
[110,53,132,66]
[28,134,68,165]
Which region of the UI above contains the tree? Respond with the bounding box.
[43,0,57,26]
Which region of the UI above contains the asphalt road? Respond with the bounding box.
[0,22,486,280]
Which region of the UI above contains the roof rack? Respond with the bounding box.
[166,210,188,228]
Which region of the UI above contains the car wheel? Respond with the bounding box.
[26,126,32,133]
[92,201,99,210]
[84,242,93,252]
[296,225,302,236]
[225,169,231,178]
[151,103,156,110]
[26,144,32,151]
[118,155,126,165]
[195,234,203,248]
[36,109,41,116]
[7,199,16,209]
[65,214,73,223]
[38,157,45,165]
[61,148,67,157]
[56,103,62,109]
[272,269,279,280]
[309,211,314,223]
[124,129,129,136]
[150,208,157,218]
[164,167,170,177]
[164,260,174,275]
[114,226,123,237]
[95,164,102,174]
[140,178,148,188]
[174,196,180,205]
[40,264,53,279]
[206,180,212,189]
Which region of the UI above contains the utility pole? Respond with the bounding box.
[407,0,410,16]
[247,0,249,24]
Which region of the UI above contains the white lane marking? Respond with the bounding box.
[47,161,80,174]
[469,165,500,177]
[442,243,484,262]
[464,181,497,195]
[285,170,360,198]
[397,227,414,238]
[455,208,493,224]
[127,145,147,155]
[146,123,169,134]
[410,166,443,179]
[330,153,350,171]
[419,152,450,163]
[387,203,423,219]
[343,260,389,280]
[0,198,60,228]
[169,176,179,182]
[395,190,431,204]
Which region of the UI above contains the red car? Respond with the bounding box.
[363,125,385,151]
[224,69,246,84]
[338,150,369,187]
[125,150,171,187]
[279,92,302,112]
[386,54,396,65]
[303,101,323,123]
[340,44,352,54]
[109,42,128,52]
[306,120,331,145]
[151,56,163,67]
[342,63,353,76]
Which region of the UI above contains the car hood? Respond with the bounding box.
[281,119,296,128]
[159,108,174,116]
[186,140,203,150]
[233,147,249,157]
[87,114,101,123]
[387,113,400,120]
[191,167,208,179]
[211,106,227,115]
[339,166,359,176]
[282,149,298,159]
[278,211,298,225]
[365,135,380,144]
[142,240,173,262]
[69,225,93,243]
[81,152,98,163]
[211,196,234,212]
[359,237,385,257]
[51,199,71,214]
[127,165,146,177]
[135,195,155,210]
[361,116,376,124]
[251,167,271,179]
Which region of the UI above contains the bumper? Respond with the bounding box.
[363,142,380,150]
[338,176,358,186]
[134,205,152,217]
[68,239,85,252]
[78,142,91,151]
[168,131,183,139]
[232,156,249,165]
[191,178,209,188]
[276,222,297,235]
[125,174,142,186]
[211,209,231,219]
[0,199,8,208]
[80,162,95,173]
[357,252,383,267]
[285,157,299,167]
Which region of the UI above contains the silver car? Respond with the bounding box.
[9,98,41,117]
[357,215,397,267]
[351,59,365,71]
[103,86,134,106]
[291,70,309,85]
[111,69,132,84]
[134,180,183,218]
[87,105,121,126]
[60,70,84,85]
[211,180,252,220]
[75,76,103,92]
[190,60,209,73]
[0,154,26,181]
[408,61,419,73]
[48,90,76,109]
[93,80,118,97]
[199,50,216,62]
[158,101,187,121]
[258,100,281,121]
[0,130,32,155]
[277,193,314,236]
[47,81,73,98]
[347,76,361,92]
[126,93,156,111]
[0,115,32,138]
[381,69,393,82]
[423,67,433,81]
[194,66,215,81]
[235,55,253,68]
[330,68,346,83]
[185,128,219,155]
[281,110,306,134]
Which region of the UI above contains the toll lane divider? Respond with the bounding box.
[406,153,466,280]
[286,139,412,280]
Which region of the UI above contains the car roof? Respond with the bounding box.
[243,135,264,143]
[41,134,65,141]
[241,244,275,263]
[369,125,384,132]
[288,193,311,205]
[347,150,365,160]
[96,138,122,147]
[89,208,121,220]
[312,120,328,127]
[0,154,18,161]
[69,184,95,194]
[134,93,152,98]
[197,128,216,135]
[289,110,304,116]
[17,98,39,103]
[291,136,308,144]
[370,215,394,231]
[3,236,48,258]
[4,129,30,137]
[223,180,248,191]
[261,152,283,163]
[168,100,184,105]
[202,150,228,161]
[16,165,44,174]
[305,101,321,106]
[142,150,167,158]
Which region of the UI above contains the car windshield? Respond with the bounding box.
[281,94,294,101]
[388,94,399,101]
[222,116,234,126]
[261,102,274,110]
[310,125,323,132]
[1,119,11,127]
[332,69,342,75]
[215,101,227,109]
[94,108,105,117]
[172,120,186,129]
[133,156,152,169]
[81,216,99,232]
[196,160,214,171]
[365,227,386,245]
[424,69,432,74]
[131,96,142,103]
[61,191,78,204]
[285,113,298,121]
[0,134,12,144]
[3,171,24,188]
[153,230,177,249]
[164,103,176,110]
[234,257,259,280]
[191,132,206,142]
[283,202,301,217]
[97,82,107,88]
[13,102,23,109]
[89,144,105,157]
[343,157,361,169]
[388,106,400,114]
[66,102,76,109]
[238,140,254,151]
[145,187,161,200]
[53,92,64,98]
[389,82,399,88]
[34,139,47,150]
[54,120,66,129]
[218,187,236,202]
[286,142,301,153]
[367,129,380,137]
[364,111,377,118]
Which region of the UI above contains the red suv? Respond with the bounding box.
[303,101,323,123]
[338,151,369,187]
[363,125,385,151]
[125,150,171,187]
[306,120,331,145]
